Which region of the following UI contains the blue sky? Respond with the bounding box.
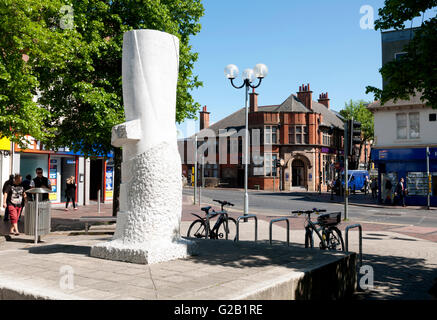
[177,0,434,138]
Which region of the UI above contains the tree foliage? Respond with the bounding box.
[366,0,437,108]
[0,0,66,146]
[340,100,374,169]
[0,0,204,155]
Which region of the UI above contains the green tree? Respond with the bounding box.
[0,0,69,146]
[366,0,437,108]
[340,100,374,169]
[0,0,204,215]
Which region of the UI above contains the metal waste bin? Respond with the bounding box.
[24,188,52,244]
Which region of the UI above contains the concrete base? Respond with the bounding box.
[90,238,197,265]
[0,232,356,300]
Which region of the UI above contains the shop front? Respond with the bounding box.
[371,147,437,206]
[15,141,80,204]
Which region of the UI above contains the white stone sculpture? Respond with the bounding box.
[90,29,196,264]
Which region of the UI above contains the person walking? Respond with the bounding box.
[385,178,393,204]
[395,177,407,207]
[2,174,14,221]
[364,176,370,195]
[21,174,32,191]
[65,176,77,211]
[30,168,51,201]
[2,174,26,235]
[371,178,378,199]
[18,174,32,222]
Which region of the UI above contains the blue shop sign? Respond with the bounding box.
[372,147,437,161]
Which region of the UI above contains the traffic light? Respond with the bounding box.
[347,119,361,156]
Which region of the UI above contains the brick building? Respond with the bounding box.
[180,84,345,191]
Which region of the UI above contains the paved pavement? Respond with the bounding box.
[0,221,356,300]
[1,198,437,300]
[183,187,437,230]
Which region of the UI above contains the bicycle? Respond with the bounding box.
[187,199,237,240]
[291,208,345,251]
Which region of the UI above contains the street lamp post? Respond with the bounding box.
[225,63,268,220]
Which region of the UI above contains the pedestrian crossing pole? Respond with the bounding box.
[344,121,349,220]
[194,135,198,205]
[427,146,430,210]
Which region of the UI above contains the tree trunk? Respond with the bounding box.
[112,147,122,217]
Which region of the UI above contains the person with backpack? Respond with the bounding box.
[2,174,26,236]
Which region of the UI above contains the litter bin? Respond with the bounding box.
[24,187,52,244]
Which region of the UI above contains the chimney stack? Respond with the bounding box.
[318,92,330,109]
[199,105,210,130]
[297,83,313,109]
[249,88,258,112]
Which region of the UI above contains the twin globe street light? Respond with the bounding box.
[224,63,268,219]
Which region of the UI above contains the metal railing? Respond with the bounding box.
[269,217,290,246]
[235,214,258,242]
[345,224,363,266]
[206,211,229,240]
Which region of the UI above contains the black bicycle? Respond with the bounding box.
[187,199,237,240]
[291,208,345,251]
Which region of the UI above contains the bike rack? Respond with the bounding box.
[345,224,363,266]
[206,211,229,240]
[269,218,290,246]
[235,214,258,242]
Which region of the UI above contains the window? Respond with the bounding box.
[288,125,308,144]
[409,112,420,139]
[264,126,277,144]
[288,126,295,144]
[430,114,436,122]
[272,127,277,144]
[397,112,420,140]
[264,153,278,177]
[252,154,264,176]
[394,52,407,60]
[406,172,428,196]
[296,126,302,144]
[304,126,309,144]
[323,132,332,146]
[396,113,407,139]
[204,164,218,178]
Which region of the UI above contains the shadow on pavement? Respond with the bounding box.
[184,237,436,300]
[355,252,437,300]
[24,244,91,256]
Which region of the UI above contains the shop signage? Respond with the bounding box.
[379,150,388,159]
[49,159,58,201]
[105,166,113,200]
[321,147,336,154]
[0,137,10,151]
